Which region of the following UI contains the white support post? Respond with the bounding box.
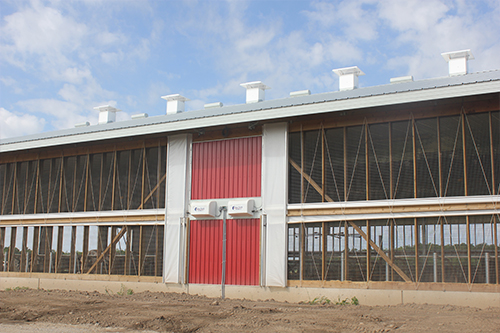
[262,122,288,287]
[164,134,192,284]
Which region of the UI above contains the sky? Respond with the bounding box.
[0,0,499,140]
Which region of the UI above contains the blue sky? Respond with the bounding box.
[1,0,499,139]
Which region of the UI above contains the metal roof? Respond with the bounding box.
[1,70,499,153]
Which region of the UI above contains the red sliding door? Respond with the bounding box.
[189,137,261,285]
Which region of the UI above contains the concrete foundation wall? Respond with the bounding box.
[1,277,499,309]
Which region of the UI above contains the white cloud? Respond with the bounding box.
[0,76,23,94]
[0,1,87,71]
[0,107,46,139]
[378,0,500,78]
[304,0,379,41]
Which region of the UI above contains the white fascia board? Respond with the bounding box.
[2,81,499,153]
[288,195,500,210]
[288,209,500,224]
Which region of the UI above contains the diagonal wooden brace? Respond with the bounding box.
[86,227,127,274]
[290,156,412,282]
[289,157,333,202]
[138,173,167,209]
[348,221,412,282]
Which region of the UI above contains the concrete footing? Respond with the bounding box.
[1,277,499,309]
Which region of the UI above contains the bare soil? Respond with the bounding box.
[0,288,499,332]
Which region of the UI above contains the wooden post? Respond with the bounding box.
[461,113,471,284]
[55,226,64,273]
[322,126,325,202]
[365,124,370,282]
[441,217,445,283]
[141,147,146,210]
[301,128,304,203]
[81,226,89,273]
[1,165,7,215]
[84,153,89,212]
[72,157,77,212]
[43,226,53,273]
[127,152,132,210]
[111,150,117,211]
[138,225,144,276]
[300,223,304,282]
[156,143,162,208]
[31,226,39,272]
[437,117,443,197]
[11,162,17,214]
[411,118,419,282]
[24,161,29,214]
[489,112,495,195]
[58,157,64,213]
[344,127,347,201]
[0,227,5,271]
[415,218,419,282]
[125,226,131,275]
[322,222,326,281]
[98,154,103,211]
[69,226,76,273]
[494,215,498,284]
[8,227,17,271]
[366,221,371,281]
[344,221,349,281]
[109,226,117,274]
[388,122,394,201]
[35,158,41,213]
[390,219,394,281]
[97,226,108,274]
[21,227,28,272]
[155,225,161,277]
[46,159,52,213]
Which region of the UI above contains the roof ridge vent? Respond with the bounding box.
[161,94,189,115]
[390,76,414,84]
[131,113,148,119]
[332,66,365,91]
[95,105,121,125]
[240,81,270,103]
[441,49,474,76]
[290,89,311,97]
[75,122,90,128]
[204,102,223,109]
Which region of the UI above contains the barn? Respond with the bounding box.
[1,49,499,307]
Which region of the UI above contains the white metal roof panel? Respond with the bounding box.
[1,70,499,153]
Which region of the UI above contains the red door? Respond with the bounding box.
[188,218,259,285]
[189,137,261,285]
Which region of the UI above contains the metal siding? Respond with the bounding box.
[191,137,262,199]
[188,219,222,284]
[189,218,260,285]
[225,218,260,285]
[189,136,261,285]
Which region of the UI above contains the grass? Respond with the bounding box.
[5,286,30,291]
[309,296,359,306]
[116,284,134,296]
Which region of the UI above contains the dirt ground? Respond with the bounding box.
[0,288,499,332]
